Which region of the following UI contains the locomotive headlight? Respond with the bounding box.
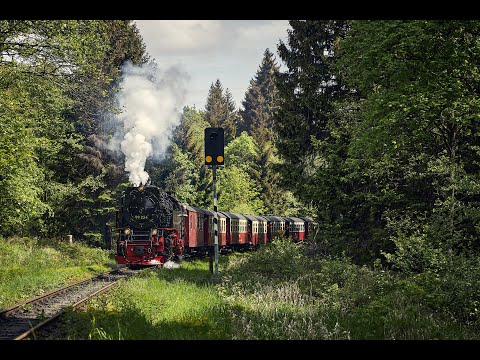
[124,228,131,235]
[151,229,158,236]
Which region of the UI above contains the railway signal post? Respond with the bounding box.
[204,127,224,277]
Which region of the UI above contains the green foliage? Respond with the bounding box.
[224,237,306,281]
[240,48,280,134]
[240,48,297,215]
[0,237,113,309]
[331,20,480,267]
[163,143,199,204]
[59,260,231,340]
[150,106,213,207]
[217,132,265,214]
[0,20,149,241]
[205,79,241,144]
[159,109,267,214]
[219,240,480,339]
[217,166,264,214]
[275,19,480,268]
[0,67,51,235]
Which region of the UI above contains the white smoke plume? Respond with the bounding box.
[109,62,189,185]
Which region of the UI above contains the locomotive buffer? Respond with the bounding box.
[204,128,224,277]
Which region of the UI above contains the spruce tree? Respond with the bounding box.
[240,48,289,215]
[205,79,239,144]
[241,48,280,134]
[205,79,226,128]
[275,20,351,195]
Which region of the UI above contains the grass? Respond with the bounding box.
[0,236,114,309]
[59,259,231,340]
[3,235,480,340]
[217,239,480,340]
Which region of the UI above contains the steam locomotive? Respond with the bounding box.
[114,184,315,267]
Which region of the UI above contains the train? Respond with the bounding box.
[114,183,315,267]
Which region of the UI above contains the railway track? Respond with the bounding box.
[0,267,152,340]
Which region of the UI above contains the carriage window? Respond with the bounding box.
[190,215,193,230]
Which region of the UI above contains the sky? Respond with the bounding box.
[134,20,291,111]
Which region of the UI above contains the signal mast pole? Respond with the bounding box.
[213,164,219,276]
[204,127,224,278]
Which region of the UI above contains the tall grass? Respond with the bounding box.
[61,259,231,340]
[0,236,114,309]
[218,238,480,339]
[42,237,480,339]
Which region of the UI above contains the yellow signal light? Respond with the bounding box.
[205,155,212,163]
[151,229,158,235]
[216,155,224,163]
[124,228,131,235]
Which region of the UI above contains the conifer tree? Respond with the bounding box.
[205,79,239,144]
[240,49,289,215]
[241,48,280,134]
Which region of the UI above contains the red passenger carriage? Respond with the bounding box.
[199,208,227,249]
[220,212,249,250]
[262,215,287,242]
[283,216,308,241]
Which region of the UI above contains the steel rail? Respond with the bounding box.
[14,281,120,340]
[0,267,155,340]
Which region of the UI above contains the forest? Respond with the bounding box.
[1,21,480,323]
